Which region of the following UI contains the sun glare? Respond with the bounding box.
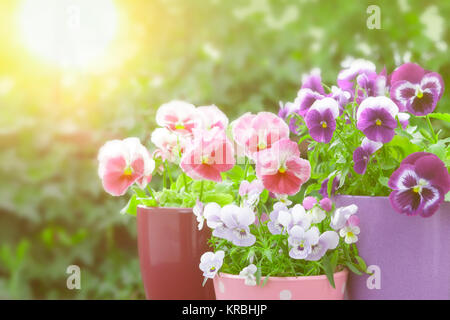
[18,0,118,70]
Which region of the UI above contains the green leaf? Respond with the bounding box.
[224,166,244,182]
[378,176,389,188]
[321,253,336,288]
[355,256,368,273]
[202,192,234,206]
[263,249,272,263]
[120,194,138,216]
[427,113,450,123]
[345,261,362,275]
[260,189,269,203]
[445,191,450,202]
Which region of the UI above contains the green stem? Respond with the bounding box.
[146,186,156,201]
[426,115,438,143]
[199,180,204,202]
[164,160,174,185]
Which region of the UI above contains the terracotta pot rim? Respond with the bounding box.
[137,205,193,214]
[217,268,348,281]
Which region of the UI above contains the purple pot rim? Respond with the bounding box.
[216,269,348,282]
[137,205,193,214]
[334,195,389,200]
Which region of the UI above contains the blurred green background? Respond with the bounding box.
[0,0,449,299]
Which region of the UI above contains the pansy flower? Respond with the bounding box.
[256,138,311,195]
[239,264,258,286]
[239,179,264,207]
[354,68,388,104]
[267,202,290,235]
[232,112,289,159]
[287,225,320,260]
[337,58,377,92]
[305,97,340,143]
[388,152,450,217]
[180,128,235,182]
[319,176,340,198]
[155,100,199,136]
[356,96,399,143]
[199,251,225,279]
[193,199,205,230]
[339,225,360,244]
[330,204,358,230]
[196,104,229,131]
[305,231,339,261]
[221,204,256,247]
[204,202,230,240]
[389,63,444,115]
[353,137,383,175]
[98,137,155,196]
[151,127,187,162]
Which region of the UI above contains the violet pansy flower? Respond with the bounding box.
[356,96,399,143]
[204,202,230,240]
[221,204,256,247]
[337,58,376,92]
[353,137,383,175]
[389,63,444,115]
[319,176,340,198]
[199,250,225,279]
[193,199,205,230]
[388,152,450,217]
[305,231,339,261]
[287,225,320,260]
[305,97,340,143]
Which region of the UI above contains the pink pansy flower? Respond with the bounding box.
[98,137,155,196]
[302,196,317,210]
[196,105,229,131]
[156,100,199,136]
[151,127,187,162]
[180,128,235,182]
[232,112,289,159]
[256,138,311,195]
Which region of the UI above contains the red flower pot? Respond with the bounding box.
[137,206,215,300]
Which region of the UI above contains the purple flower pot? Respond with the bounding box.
[334,195,450,300]
[137,206,215,300]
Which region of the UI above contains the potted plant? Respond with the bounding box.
[278,59,450,299]
[196,112,368,300]
[97,101,238,299]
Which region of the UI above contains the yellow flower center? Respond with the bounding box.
[279,166,286,174]
[375,119,382,126]
[416,89,423,99]
[413,186,420,193]
[258,142,267,150]
[321,121,327,128]
[347,231,354,238]
[175,123,185,130]
[123,166,133,176]
[201,156,211,165]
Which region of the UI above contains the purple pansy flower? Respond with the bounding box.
[203,202,230,240]
[355,67,388,104]
[301,68,325,95]
[388,152,450,217]
[287,225,320,260]
[328,85,352,111]
[305,231,339,261]
[305,97,340,143]
[294,88,325,117]
[389,63,444,115]
[319,176,340,198]
[356,96,399,143]
[353,137,383,174]
[319,197,333,212]
[330,204,358,230]
[337,58,376,92]
[221,204,256,246]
